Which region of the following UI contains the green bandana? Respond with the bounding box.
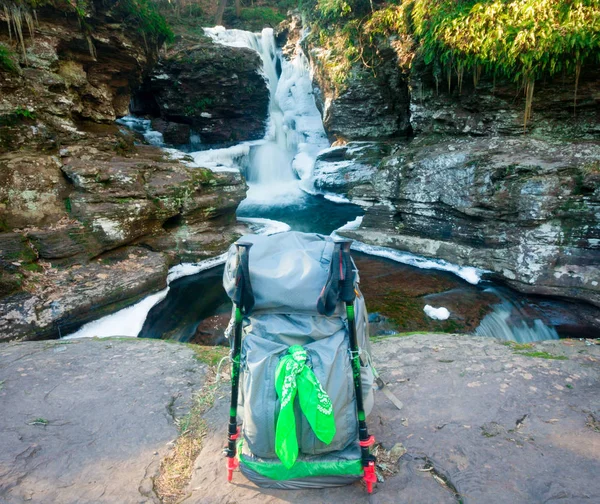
[274,345,336,468]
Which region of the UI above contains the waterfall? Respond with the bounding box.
[204,26,329,205]
[475,288,560,343]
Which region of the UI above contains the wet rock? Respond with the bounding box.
[410,59,600,139]
[151,118,190,145]
[312,142,392,198]
[307,46,411,141]
[190,313,231,346]
[0,154,70,229]
[26,225,96,263]
[355,253,499,334]
[133,36,269,145]
[0,3,160,153]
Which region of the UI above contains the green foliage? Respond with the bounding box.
[238,6,285,27]
[0,42,17,72]
[411,0,600,82]
[305,0,600,124]
[187,343,229,366]
[114,0,174,44]
[184,97,213,115]
[28,417,49,426]
[13,106,34,119]
[0,107,35,126]
[315,0,371,22]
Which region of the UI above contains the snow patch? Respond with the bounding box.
[424,305,450,321]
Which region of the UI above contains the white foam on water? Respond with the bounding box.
[322,193,352,204]
[424,305,450,321]
[475,288,560,343]
[64,214,293,340]
[332,233,485,285]
[167,253,229,283]
[116,115,164,146]
[186,143,252,172]
[242,182,305,206]
[64,254,229,340]
[63,288,170,339]
[204,26,329,199]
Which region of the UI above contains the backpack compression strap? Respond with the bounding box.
[274,345,336,469]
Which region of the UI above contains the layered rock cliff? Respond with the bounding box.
[305,20,600,309]
[0,2,248,341]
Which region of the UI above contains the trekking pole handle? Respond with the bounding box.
[337,240,356,303]
[233,242,254,313]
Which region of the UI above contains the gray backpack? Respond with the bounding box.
[222,231,377,492]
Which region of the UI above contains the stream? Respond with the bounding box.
[66,26,596,344]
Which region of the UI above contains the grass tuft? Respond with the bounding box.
[153,352,229,503]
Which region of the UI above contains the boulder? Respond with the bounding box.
[0,338,205,503]
[0,247,168,342]
[151,118,191,145]
[133,36,270,145]
[0,154,70,229]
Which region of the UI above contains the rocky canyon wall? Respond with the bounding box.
[304,18,600,307]
[0,2,260,341]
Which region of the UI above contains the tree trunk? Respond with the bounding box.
[215,0,227,25]
[235,0,241,17]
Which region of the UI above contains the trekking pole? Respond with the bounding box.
[337,239,377,493]
[225,242,253,482]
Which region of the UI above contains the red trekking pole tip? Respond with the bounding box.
[227,456,238,482]
[363,460,376,493]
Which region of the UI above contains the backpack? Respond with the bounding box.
[222,231,377,492]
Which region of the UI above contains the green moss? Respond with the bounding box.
[502,341,534,350]
[184,97,214,116]
[22,262,42,272]
[0,107,36,126]
[113,0,174,44]
[515,351,568,360]
[370,331,449,343]
[305,0,599,124]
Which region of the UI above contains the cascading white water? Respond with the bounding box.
[475,288,560,343]
[203,26,329,203]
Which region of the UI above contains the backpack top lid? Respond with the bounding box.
[223,231,345,314]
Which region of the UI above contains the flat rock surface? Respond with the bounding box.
[185,334,600,504]
[0,335,598,504]
[0,338,205,503]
